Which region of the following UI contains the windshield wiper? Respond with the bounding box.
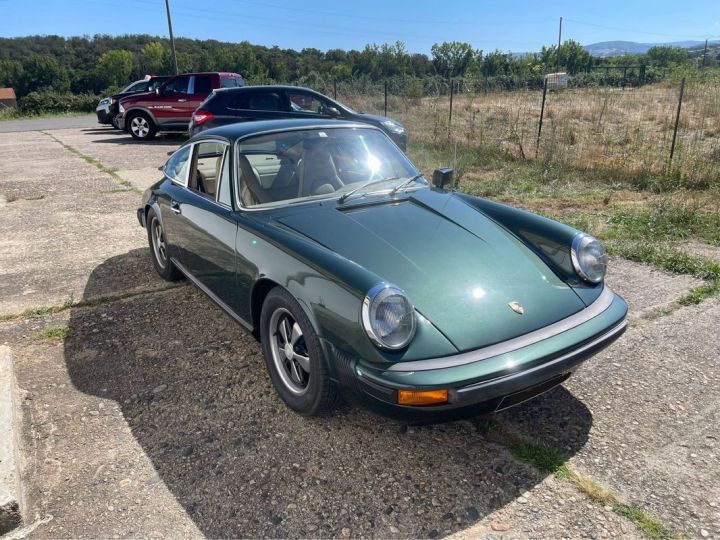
[337,177,400,204]
[389,173,424,196]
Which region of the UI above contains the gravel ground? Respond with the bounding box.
[1,127,718,538]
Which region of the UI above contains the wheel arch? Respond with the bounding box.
[124,106,158,127]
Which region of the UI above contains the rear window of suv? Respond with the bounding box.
[220,76,245,88]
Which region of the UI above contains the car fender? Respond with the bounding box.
[122,105,159,126]
[238,218,458,365]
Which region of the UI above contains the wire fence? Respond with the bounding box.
[308,74,720,190]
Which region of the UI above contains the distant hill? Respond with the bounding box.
[584,40,718,57]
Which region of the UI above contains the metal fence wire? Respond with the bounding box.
[314,74,720,189]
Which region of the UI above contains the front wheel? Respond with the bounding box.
[128,112,157,141]
[146,208,181,281]
[260,287,339,415]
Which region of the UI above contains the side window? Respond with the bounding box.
[220,76,238,88]
[194,75,213,94]
[287,92,326,114]
[128,81,148,93]
[189,141,227,199]
[217,149,232,206]
[163,76,190,95]
[227,91,283,111]
[165,146,191,185]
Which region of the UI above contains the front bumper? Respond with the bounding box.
[331,287,627,419]
[96,107,111,124]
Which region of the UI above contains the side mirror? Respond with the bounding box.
[155,87,162,95]
[158,164,165,172]
[432,167,454,189]
[324,106,341,118]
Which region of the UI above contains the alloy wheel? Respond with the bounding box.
[269,308,311,395]
[150,216,167,268]
[131,116,150,138]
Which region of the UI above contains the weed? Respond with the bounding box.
[36,325,72,342]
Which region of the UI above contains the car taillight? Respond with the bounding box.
[192,110,213,125]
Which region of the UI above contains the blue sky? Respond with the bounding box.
[2,0,719,53]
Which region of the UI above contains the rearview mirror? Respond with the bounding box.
[432,168,454,189]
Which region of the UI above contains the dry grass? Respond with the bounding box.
[339,77,720,191]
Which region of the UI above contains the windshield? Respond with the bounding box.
[236,127,423,208]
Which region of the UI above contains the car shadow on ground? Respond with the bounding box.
[64,250,593,538]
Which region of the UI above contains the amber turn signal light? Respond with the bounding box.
[397,389,449,406]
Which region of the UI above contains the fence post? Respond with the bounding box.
[448,78,454,127]
[384,80,388,116]
[639,64,646,86]
[536,77,548,158]
[669,77,686,164]
[333,79,337,100]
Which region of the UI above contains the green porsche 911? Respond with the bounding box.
[137,119,627,420]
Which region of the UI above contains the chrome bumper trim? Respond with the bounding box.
[388,286,617,372]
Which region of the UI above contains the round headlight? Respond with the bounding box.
[361,283,416,350]
[571,233,608,283]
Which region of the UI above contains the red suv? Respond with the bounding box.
[117,72,244,140]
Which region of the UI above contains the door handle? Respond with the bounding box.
[170,201,181,214]
[178,99,187,102]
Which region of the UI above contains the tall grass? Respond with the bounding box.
[337,73,720,192]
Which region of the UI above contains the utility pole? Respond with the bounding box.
[165,0,179,74]
[702,38,708,68]
[556,16,563,72]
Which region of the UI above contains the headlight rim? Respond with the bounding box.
[361,282,416,350]
[571,232,607,284]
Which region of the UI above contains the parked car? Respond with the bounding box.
[96,76,170,128]
[137,119,627,420]
[188,85,408,150]
[117,72,244,140]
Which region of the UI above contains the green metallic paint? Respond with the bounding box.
[275,190,586,352]
[142,123,626,416]
[354,291,627,389]
[455,193,604,306]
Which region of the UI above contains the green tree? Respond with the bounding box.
[18,54,70,94]
[140,41,168,74]
[96,49,133,88]
[431,41,475,77]
[644,46,690,67]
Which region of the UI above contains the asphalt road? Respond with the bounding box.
[0,125,718,539]
[0,113,98,133]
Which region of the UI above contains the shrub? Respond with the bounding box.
[17,91,101,114]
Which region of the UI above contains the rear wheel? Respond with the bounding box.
[128,112,157,141]
[146,208,181,281]
[260,287,339,415]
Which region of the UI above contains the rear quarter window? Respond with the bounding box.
[221,76,244,88]
[227,91,283,111]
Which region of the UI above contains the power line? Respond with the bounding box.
[564,18,712,40]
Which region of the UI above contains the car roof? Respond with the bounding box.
[213,84,320,94]
[190,118,379,142]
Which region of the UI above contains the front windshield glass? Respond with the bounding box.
[236,127,423,208]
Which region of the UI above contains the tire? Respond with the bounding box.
[260,287,339,416]
[146,208,182,281]
[127,112,157,141]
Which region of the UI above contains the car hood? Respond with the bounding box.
[354,112,401,126]
[274,188,586,352]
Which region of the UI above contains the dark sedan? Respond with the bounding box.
[188,85,408,150]
[138,119,626,420]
